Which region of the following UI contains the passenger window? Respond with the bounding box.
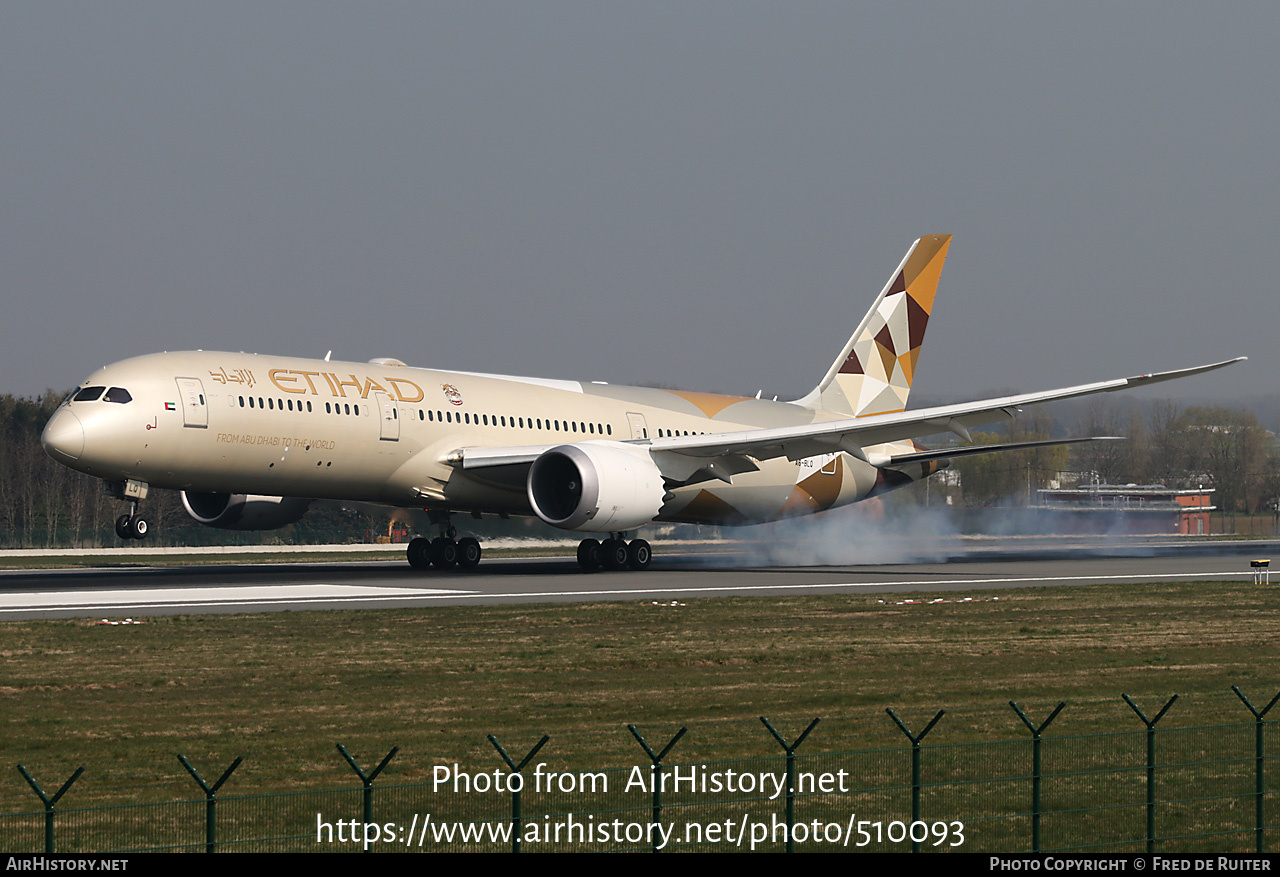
[73,386,106,402]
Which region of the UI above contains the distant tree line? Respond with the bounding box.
[953,399,1280,516]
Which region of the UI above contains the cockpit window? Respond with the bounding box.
[73,386,106,402]
[103,387,132,404]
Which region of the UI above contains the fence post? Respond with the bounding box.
[886,708,945,853]
[1010,701,1066,852]
[1232,686,1280,854]
[336,743,399,852]
[16,764,83,854]
[1122,693,1177,853]
[628,724,687,853]
[177,755,242,854]
[760,716,820,853]
[489,734,549,853]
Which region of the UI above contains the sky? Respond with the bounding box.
[3,3,1276,404]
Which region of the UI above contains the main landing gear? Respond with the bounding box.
[577,535,651,572]
[406,511,482,571]
[114,503,150,540]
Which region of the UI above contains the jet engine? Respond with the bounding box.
[181,491,312,530]
[527,442,666,532]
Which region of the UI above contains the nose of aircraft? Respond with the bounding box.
[42,408,85,461]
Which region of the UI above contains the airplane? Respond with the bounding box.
[40,234,1243,572]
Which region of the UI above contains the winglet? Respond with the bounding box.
[1122,357,1246,390]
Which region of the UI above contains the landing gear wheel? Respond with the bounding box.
[128,517,149,539]
[115,515,133,540]
[430,537,459,569]
[600,538,629,571]
[627,539,652,571]
[407,537,432,570]
[577,538,601,572]
[457,537,482,569]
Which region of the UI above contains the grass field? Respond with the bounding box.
[2,577,1277,817]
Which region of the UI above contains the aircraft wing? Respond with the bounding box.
[451,358,1244,481]
[647,358,1244,465]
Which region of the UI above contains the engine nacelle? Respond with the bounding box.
[181,491,312,530]
[527,442,666,532]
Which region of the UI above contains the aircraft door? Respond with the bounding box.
[175,378,208,428]
[376,392,399,441]
[626,412,649,439]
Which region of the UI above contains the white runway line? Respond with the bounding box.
[402,570,1255,602]
[0,583,468,611]
[0,570,1254,615]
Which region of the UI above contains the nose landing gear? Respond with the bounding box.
[114,503,150,540]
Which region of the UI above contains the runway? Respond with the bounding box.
[1,538,1275,620]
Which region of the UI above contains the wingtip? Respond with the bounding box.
[1127,356,1248,387]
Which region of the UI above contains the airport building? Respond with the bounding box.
[1031,484,1215,535]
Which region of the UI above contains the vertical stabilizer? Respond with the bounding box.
[795,234,951,417]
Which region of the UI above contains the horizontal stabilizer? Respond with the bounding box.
[887,436,1125,467]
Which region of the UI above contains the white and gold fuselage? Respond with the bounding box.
[43,350,912,527]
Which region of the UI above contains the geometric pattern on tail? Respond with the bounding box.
[837,234,951,417]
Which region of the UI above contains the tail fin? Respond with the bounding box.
[795,234,951,417]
